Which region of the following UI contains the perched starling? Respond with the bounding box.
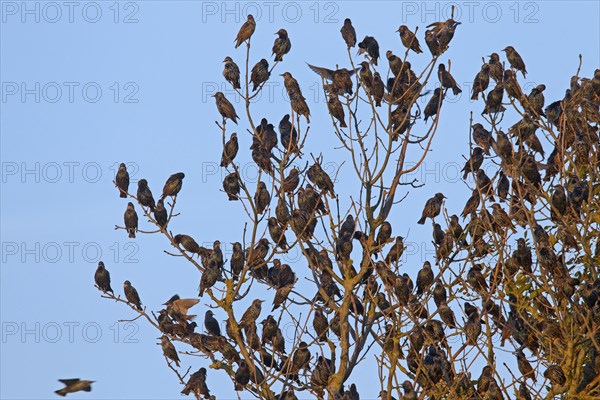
[397,25,422,53]
[161,172,184,200]
[287,341,311,373]
[464,308,482,345]
[340,18,356,48]
[339,215,355,240]
[425,29,441,56]
[234,14,255,48]
[181,367,210,398]
[467,264,488,293]
[471,64,490,100]
[483,83,506,114]
[257,118,278,152]
[418,192,445,224]
[240,299,264,330]
[281,72,310,122]
[123,280,142,310]
[543,365,566,386]
[438,302,456,328]
[488,53,504,82]
[503,46,527,78]
[461,189,480,219]
[153,199,168,229]
[491,203,516,233]
[375,221,393,247]
[521,155,541,188]
[55,379,94,397]
[268,217,288,250]
[462,147,484,179]
[254,181,271,214]
[385,50,403,77]
[223,56,241,89]
[124,202,138,239]
[282,168,300,193]
[307,162,335,197]
[432,281,447,307]
[159,335,180,367]
[516,350,536,382]
[94,261,113,294]
[313,307,328,342]
[357,61,373,93]
[230,242,245,278]
[279,114,299,154]
[204,310,221,336]
[503,70,524,102]
[416,261,434,295]
[221,132,239,168]
[527,84,546,116]
[250,138,274,175]
[424,88,443,122]
[199,262,220,296]
[272,284,294,311]
[427,18,461,50]
[251,59,270,91]
[115,162,129,198]
[472,123,494,155]
[357,35,380,65]
[438,63,462,95]
[174,234,202,256]
[213,92,238,124]
[494,130,513,163]
[137,179,155,211]
[497,171,509,201]
[433,223,444,246]
[385,236,405,265]
[223,172,240,201]
[272,29,291,62]
[327,92,347,128]
[234,360,250,390]
[401,381,417,400]
[372,72,385,106]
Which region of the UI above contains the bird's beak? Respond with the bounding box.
[279,73,285,76]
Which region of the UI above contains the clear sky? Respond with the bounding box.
[1,1,599,398]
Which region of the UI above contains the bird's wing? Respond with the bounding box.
[174,298,200,312]
[307,64,335,80]
[58,379,81,386]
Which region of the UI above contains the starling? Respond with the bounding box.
[527,84,546,116]
[174,234,202,256]
[94,261,113,294]
[462,147,484,179]
[124,202,138,239]
[438,63,461,95]
[313,307,328,342]
[483,83,506,114]
[223,56,241,89]
[358,61,373,92]
[543,365,566,386]
[417,192,445,224]
[279,114,299,154]
[170,298,200,320]
[161,172,184,200]
[204,310,221,336]
[115,162,129,198]
[424,87,443,122]
[230,242,245,279]
[339,214,355,240]
[416,261,434,295]
[199,262,220,296]
[521,155,541,188]
[497,171,509,201]
[55,379,94,397]
[375,221,393,247]
[385,236,405,265]
[223,171,240,201]
[425,29,441,56]
[288,341,311,373]
[494,130,513,163]
[257,118,278,153]
[251,59,270,91]
[221,132,239,168]
[282,168,300,193]
[250,137,274,175]
[386,50,403,77]
[491,203,516,233]
[357,35,380,65]
[234,14,255,48]
[254,181,271,214]
[427,18,461,50]
[503,46,527,78]
[488,53,504,82]
[433,223,444,246]
[272,284,294,311]
[551,184,567,219]
[401,381,417,400]
[154,199,168,229]
[475,169,494,199]
[234,361,250,390]
[181,367,210,397]
[307,162,335,197]
[308,64,355,95]
[123,280,142,310]
[516,350,536,382]
[503,70,524,102]
[240,299,264,330]
[432,281,447,307]
[397,25,422,53]
[268,217,288,250]
[213,92,238,124]
[272,29,291,62]
[281,72,310,122]
[464,309,482,345]
[471,64,490,100]
[137,178,155,211]
[159,335,180,367]
[340,18,356,48]
[438,302,456,328]
[327,92,347,128]
[472,123,494,155]
[467,264,488,293]
[372,72,384,106]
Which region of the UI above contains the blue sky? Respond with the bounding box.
[1,1,599,398]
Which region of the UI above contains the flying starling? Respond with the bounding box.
[94,261,113,294]
[254,181,271,214]
[55,379,94,397]
[357,35,380,65]
[462,147,484,179]
[471,64,490,100]
[372,72,384,106]
[272,29,291,62]
[340,18,356,48]
[234,14,255,48]
[487,53,504,82]
[221,132,239,168]
[204,310,221,336]
[174,234,202,256]
[124,280,142,310]
[223,56,241,89]
[424,88,443,122]
[279,114,299,154]
[137,179,155,211]
[418,192,445,224]
[438,63,461,95]
[161,172,184,200]
[307,64,355,95]
[251,59,270,91]
[154,199,168,229]
[327,92,347,127]
[213,92,238,124]
[181,367,210,397]
[268,217,288,250]
[416,261,434,295]
[159,335,180,367]
[397,25,422,53]
[115,162,129,198]
[223,172,240,201]
[124,202,138,239]
[503,46,527,78]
